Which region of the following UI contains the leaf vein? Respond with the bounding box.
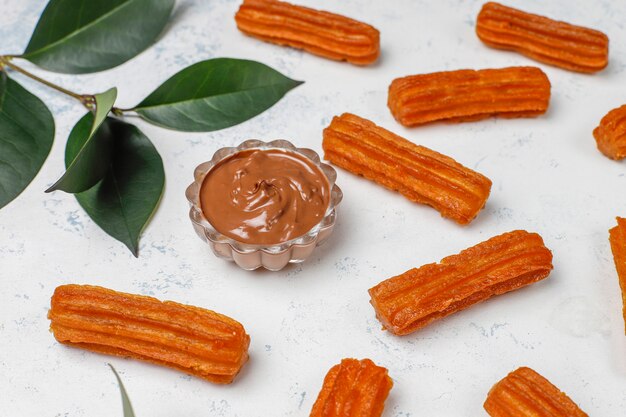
[110,164,136,253]
[136,81,295,111]
[25,0,142,59]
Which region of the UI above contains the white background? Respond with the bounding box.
[1,0,625,415]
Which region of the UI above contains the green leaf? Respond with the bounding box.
[71,118,164,256]
[0,73,54,209]
[108,364,136,417]
[22,0,175,74]
[46,87,117,193]
[134,58,303,132]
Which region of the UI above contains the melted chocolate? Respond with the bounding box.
[200,149,330,245]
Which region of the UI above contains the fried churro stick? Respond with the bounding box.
[484,367,589,417]
[235,0,380,65]
[476,2,609,73]
[322,113,491,224]
[593,104,626,160]
[48,285,250,384]
[609,217,626,333]
[369,230,553,335]
[310,358,393,417]
[388,66,550,127]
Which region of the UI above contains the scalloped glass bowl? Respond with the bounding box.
[186,139,343,271]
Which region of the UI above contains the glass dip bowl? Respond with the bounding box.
[186,139,343,271]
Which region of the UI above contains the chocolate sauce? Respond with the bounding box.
[200,149,330,245]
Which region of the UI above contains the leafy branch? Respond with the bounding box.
[0,0,302,256]
[0,57,95,108]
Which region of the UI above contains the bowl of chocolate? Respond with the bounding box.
[186,139,342,271]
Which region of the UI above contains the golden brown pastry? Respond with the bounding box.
[322,113,491,224]
[48,284,250,384]
[609,217,626,333]
[484,367,588,417]
[235,0,379,65]
[594,104,626,160]
[476,2,608,73]
[310,358,393,417]
[388,67,551,127]
[369,230,553,335]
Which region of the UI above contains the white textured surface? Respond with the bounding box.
[1,0,625,415]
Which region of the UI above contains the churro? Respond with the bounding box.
[477,2,608,73]
[369,230,553,335]
[485,367,588,417]
[322,113,491,224]
[609,217,626,333]
[388,66,550,127]
[594,104,626,160]
[48,284,250,384]
[235,0,379,65]
[310,358,393,417]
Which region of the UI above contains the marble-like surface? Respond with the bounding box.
[1,0,625,415]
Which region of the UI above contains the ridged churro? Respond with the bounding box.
[235,0,380,65]
[388,66,550,127]
[484,367,588,417]
[476,2,609,73]
[594,104,626,160]
[322,113,491,224]
[48,284,250,384]
[369,230,553,335]
[609,217,626,333]
[310,358,393,417]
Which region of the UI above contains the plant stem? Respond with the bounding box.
[111,107,125,117]
[0,57,95,109]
